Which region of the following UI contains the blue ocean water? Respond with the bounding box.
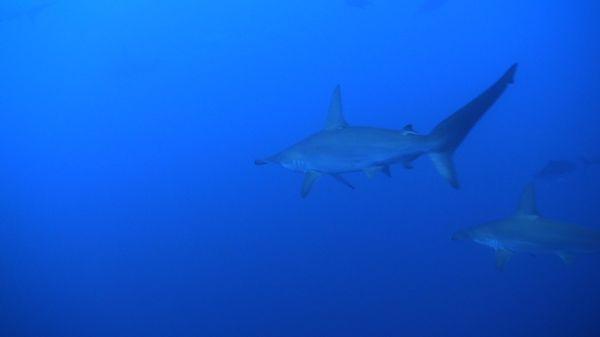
[1,1,599,336]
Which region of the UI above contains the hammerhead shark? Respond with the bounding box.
[256,64,517,197]
[452,184,600,270]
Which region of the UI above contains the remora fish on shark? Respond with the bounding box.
[452,184,600,270]
[256,64,517,197]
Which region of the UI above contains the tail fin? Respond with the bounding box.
[428,63,518,188]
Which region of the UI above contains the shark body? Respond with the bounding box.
[535,159,579,180]
[256,64,517,197]
[453,184,600,270]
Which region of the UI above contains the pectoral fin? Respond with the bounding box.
[402,154,420,169]
[331,174,355,189]
[301,172,322,198]
[495,249,513,271]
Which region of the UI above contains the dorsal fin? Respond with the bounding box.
[516,183,539,216]
[324,85,348,130]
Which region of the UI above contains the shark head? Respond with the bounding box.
[255,149,310,172]
[452,225,493,242]
[452,223,504,249]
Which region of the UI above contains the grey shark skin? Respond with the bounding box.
[453,184,600,270]
[256,64,517,197]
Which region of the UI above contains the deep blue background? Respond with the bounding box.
[1,1,599,336]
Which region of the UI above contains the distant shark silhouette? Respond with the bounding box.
[0,1,57,24]
[580,155,600,168]
[256,64,517,197]
[535,160,579,180]
[453,183,600,270]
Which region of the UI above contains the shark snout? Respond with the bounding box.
[255,154,280,166]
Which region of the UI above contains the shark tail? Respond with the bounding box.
[427,63,518,188]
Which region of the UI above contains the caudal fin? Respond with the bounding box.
[428,63,518,188]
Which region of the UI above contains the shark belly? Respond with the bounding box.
[500,239,558,254]
[288,128,431,173]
